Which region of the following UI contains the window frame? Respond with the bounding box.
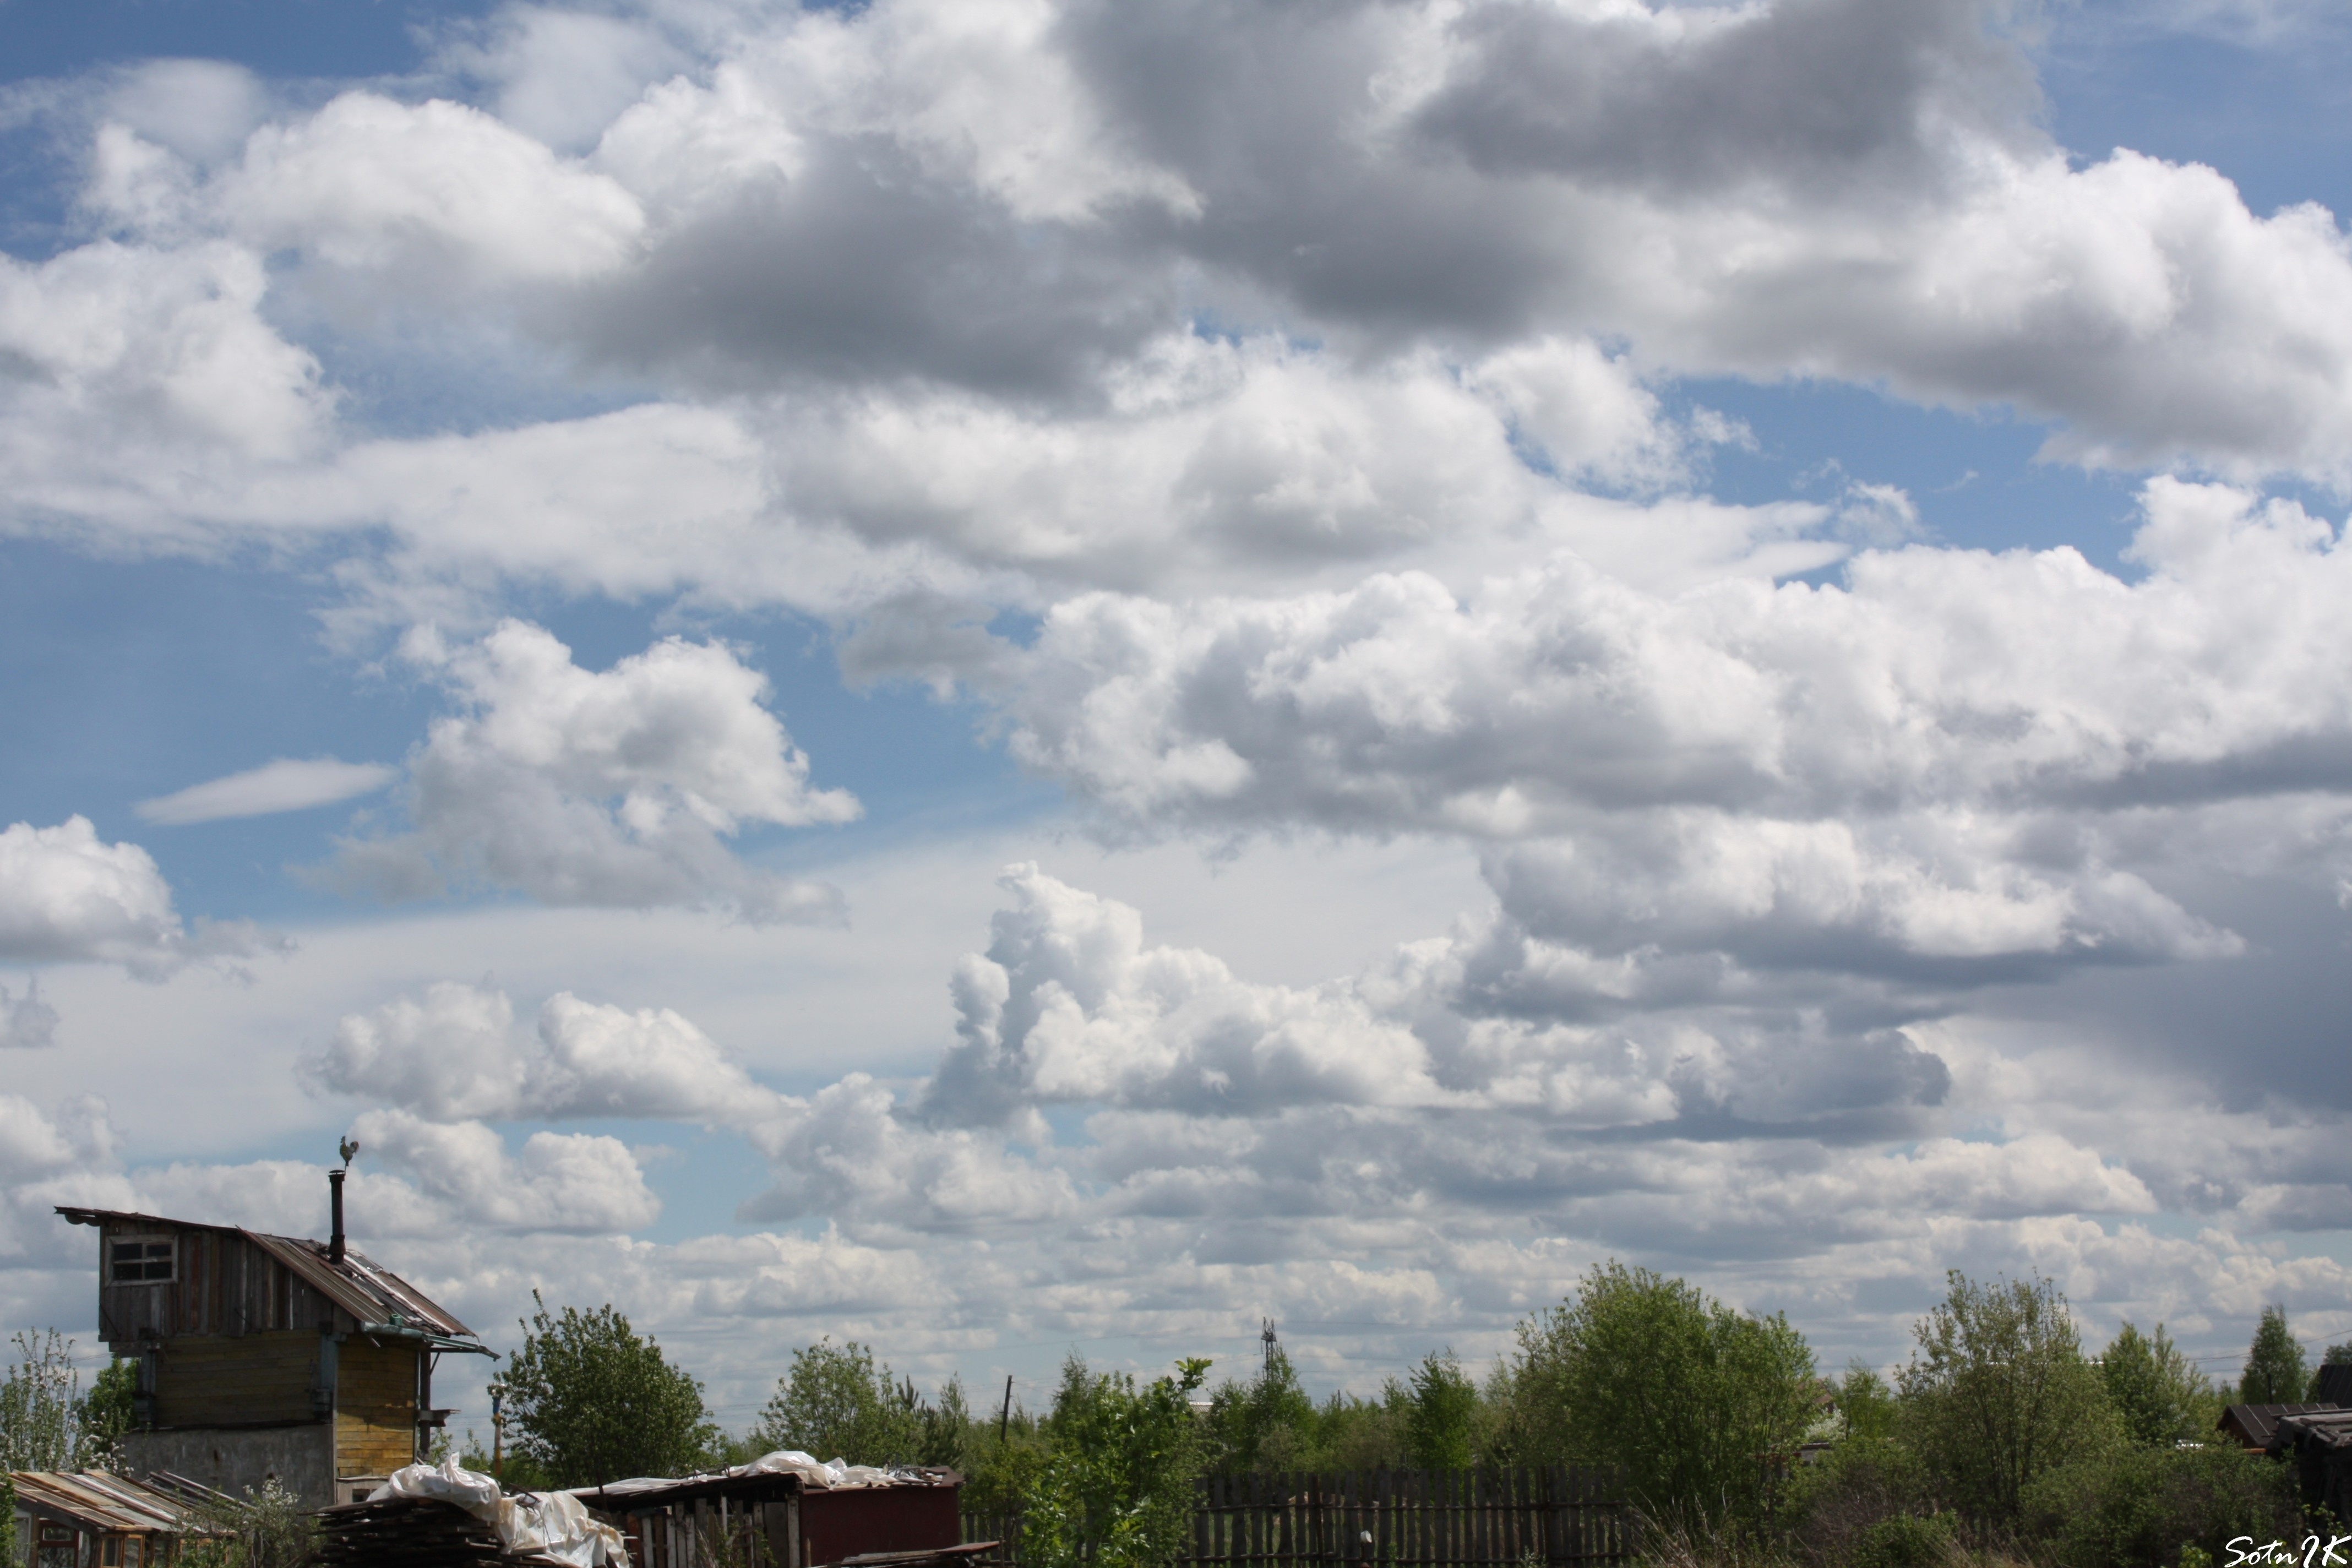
[106,1234,176,1286]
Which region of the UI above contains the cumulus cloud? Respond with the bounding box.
[349,1108,661,1233]
[1007,480,2352,836]
[136,757,396,825]
[14,0,2352,1401]
[301,979,791,1126]
[219,92,645,287]
[0,817,277,978]
[0,239,329,480]
[330,621,858,921]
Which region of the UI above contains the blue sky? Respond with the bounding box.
[6,0,2352,1433]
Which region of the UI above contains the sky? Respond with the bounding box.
[4,0,2352,1442]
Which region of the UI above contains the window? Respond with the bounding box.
[102,1536,122,1566]
[108,1237,173,1284]
[122,1540,140,1568]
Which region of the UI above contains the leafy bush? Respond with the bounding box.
[1842,1512,1956,1568]
[1896,1272,2115,1526]
[1783,1435,1931,1565]
[1022,1356,1212,1568]
[499,1292,716,1486]
[1509,1261,1817,1529]
[756,1338,938,1466]
[2101,1323,2211,1448]
[176,1478,322,1568]
[2019,1444,2299,1568]
[0,1329,128,1471]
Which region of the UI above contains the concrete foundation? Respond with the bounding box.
[119,1425,337,1511]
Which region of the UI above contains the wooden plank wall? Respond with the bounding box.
[97,1222,334,1344]
[965,1467,1634,1568]
[151,1331,320,1427]
[333,1336,422,1479]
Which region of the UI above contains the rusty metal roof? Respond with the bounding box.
[9,1472,228,1536]
[54,1206,482,1346]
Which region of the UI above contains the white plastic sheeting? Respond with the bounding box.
[732,1451,904,1489]
[370,1457,631,1567]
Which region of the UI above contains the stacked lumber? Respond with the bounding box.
[315,1494,535,1568]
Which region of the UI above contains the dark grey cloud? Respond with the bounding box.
[1412,0,2039,199]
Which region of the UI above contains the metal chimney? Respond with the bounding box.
[328,1167,347,1263]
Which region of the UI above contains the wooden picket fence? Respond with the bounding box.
[962,1466,1635,1568]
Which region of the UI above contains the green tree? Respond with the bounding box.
[1506,1261,1817,1527]
[2312,1340,2352,1401]
[755,1340,925,1464]
[1398,1350,1478,1470]
[917,1374,973,1471]
[1313,1391,1404,1472]
[1205,1347,1316,1472]
[1895,1271,2115,1525]
[2100,1321,2208,1446]
[1023,1356,1212,1568]
[499,1293,716,1487]
[2237,1305,2306,1404]
[0,1330,128,1470]
[1834,1362,1899,1445]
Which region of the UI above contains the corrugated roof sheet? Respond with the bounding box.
[9,1471,228,1536]
[54,1206,478,1342]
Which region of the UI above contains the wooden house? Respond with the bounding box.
[56,1170,491,1510]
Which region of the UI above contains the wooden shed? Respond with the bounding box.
[56,1175,492,1510]
[571,1465,974,1568]
[2268,1407,2352,1526]
[8,1470,228,1568]
[2217,1402,2337,1451]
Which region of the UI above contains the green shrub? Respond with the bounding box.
[1022,1357,1212,1568]
[1783,1435,1931,1565]
[1843,1511,1955,1568]
[2019,1444,2299,1568]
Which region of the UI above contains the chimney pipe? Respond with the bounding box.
[329,1167,347,1263]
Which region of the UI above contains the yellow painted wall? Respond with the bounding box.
[333,1336,421,1479]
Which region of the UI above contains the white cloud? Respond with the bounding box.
[1006,480,2352,841]
[350,1108,662,1233]
[301,979,791,1127]
[331,621,858,921]
[136,757,396,825]
[219,92,645,286]
[0,817,277,979]
[0,238,329,475]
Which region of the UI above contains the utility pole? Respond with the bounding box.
[1261,1318,1277,1375]
[999,1375,1014,1444]
[490,1384,505,1483]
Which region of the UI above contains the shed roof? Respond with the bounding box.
[2273,1408,2352,1452]
[2219,1403,2337,1449]
[9,1471,230,1537]
[572,1465,959,1512]
[54,1206,482,1348]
